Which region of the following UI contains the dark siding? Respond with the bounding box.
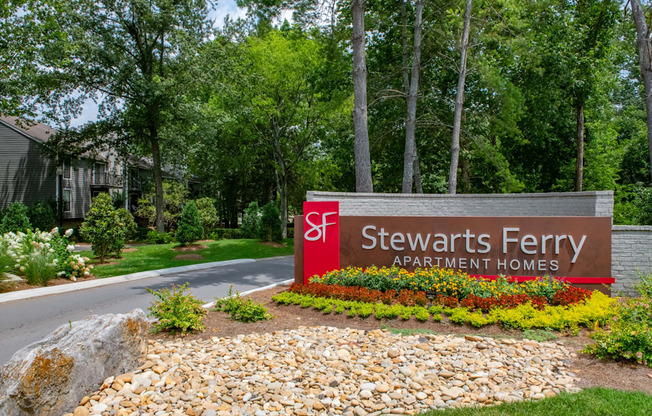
[66,160,92,219]
[0,124,56,209]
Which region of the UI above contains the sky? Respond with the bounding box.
[70,0,249,128]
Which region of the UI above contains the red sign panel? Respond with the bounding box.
[303,201,340,284]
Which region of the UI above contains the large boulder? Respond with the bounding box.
[0,309,148,416]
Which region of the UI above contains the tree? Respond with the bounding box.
[352,0,373,192]
[259,201,283,243]
[80,193,121,262]
[402,0,425,193]
[176,201,204,246]
[448,0,473,194]
[241,201,261,239]
[631,0,652,182]
[1,202,31,234]
[5,0,213,232]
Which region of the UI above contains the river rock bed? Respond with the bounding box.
[65,326,579,416]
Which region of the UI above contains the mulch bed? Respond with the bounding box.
[172,244,208,252]
[0,275,97,293]
[148,285,652,396]
[173,254,205,261]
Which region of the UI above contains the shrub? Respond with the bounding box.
[241,201,261,238]
[523,328,558,342]
[634,271,652,298]
[147,283,206,334]
[195,197,219,234]
[584,297,652,367]
[146,230,174,244]
[259,201,282,242]
[28,202,55,231]
[111,208,137,257]
[209,228,242,240]
[213,286,273,322]
[22,252,58,286]
[133,226,151,242]
[176,201,204,246]
[1,202,31,233]
[80,193,122,261]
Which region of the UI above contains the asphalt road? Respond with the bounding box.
[0,256,293,366]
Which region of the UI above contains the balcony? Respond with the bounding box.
[90,172,122,188]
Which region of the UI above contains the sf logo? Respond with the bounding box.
[304,212,337,243]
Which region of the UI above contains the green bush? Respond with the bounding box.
[133,226,151,242]
[523,328,558,342]
[80,193,121,261]
[134,181,187,230]
[22,252,58,286]
[209,228,242,240]
[112,208,137,256]
[584,297,652,367]
[213,286,274,322]
[28,202,55,231]
[1,202,31,233]
[259,201,282,243]
[634,271,652,298]
[146,230,174,244]
[241,201,261,238]
[176,201,204,245]
[195,198,219,234]
[147,282,206,334]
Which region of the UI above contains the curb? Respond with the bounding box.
[202,278,294,309]
[0,259,257,304]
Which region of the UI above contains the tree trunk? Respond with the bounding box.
[414,154,423,193]
[150,132,165,233]
[279,170,288,239]
[448,0,473,194]
[575,102,584,192]
[352,0,373,193]
[631,0,652,182]
[462,157,471,193]
[402,0,424,193]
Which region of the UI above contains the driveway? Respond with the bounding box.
[0,256,293,366]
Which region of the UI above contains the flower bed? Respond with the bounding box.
[272,291,615,331]
[312,266,577,302]
[0,228,91,285]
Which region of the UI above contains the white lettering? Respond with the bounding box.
[413,257,422,267]
[483,259,491,268]
[403,256,412,265]
[497,259,507,269]
[361,225,377,249]
[502,228,520,253]
[392,256,401,266]
[554,235,567,254]
[538,259,547,271]
[568,235,587,263]
[541,235,553,254]
[550,260,559,271]
[470,258,480,269]
[433,234,448,252]
[423,257,433,268]
[445,258,456,268]
[390,233,405,251]
[523,259,535,271]
[510,259,521,270]
[520,234,537,255]
[463,229,476,253]
[304,212,337,242]
[458,257,467,269]
[477,234,491,254]
[407,233,430,251]
[450,234,462,252]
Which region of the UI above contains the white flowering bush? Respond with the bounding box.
[0,227,92,285]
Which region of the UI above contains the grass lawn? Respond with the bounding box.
[420,388,652,416]
[82,238,294,278]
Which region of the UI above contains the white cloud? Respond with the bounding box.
[211,0,248,28]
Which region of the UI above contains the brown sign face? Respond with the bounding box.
[339,216,612,278]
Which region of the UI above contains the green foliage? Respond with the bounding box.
[147,283,206,334]
[272,290,614,332]
[259,201,282,242]
[241,201,261,238]
[27,202,55,231]
[213,285,273,322]
[80,193,121,261]
[111,208,137,256]
[209,228,243,240]
[175,201,204,246]
[1,202,31,234]
[523,328,558,342]
[134,181,189,230]
[195,197,219,234]
[146,230,175,244]
[22,252,57,286]
[584,297,652,367]
[419,387,652,416]
[634,271,652,298]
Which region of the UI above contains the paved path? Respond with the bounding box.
[0,256,293,366]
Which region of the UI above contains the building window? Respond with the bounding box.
[94,163,106,185]
[63,189,72,212]
[63,160,71,179]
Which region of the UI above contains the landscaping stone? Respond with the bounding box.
[0,309,148,416]
[65,326,577,415]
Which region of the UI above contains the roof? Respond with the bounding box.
[0,116,56,144]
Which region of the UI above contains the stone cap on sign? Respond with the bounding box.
[306,191,614,219]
